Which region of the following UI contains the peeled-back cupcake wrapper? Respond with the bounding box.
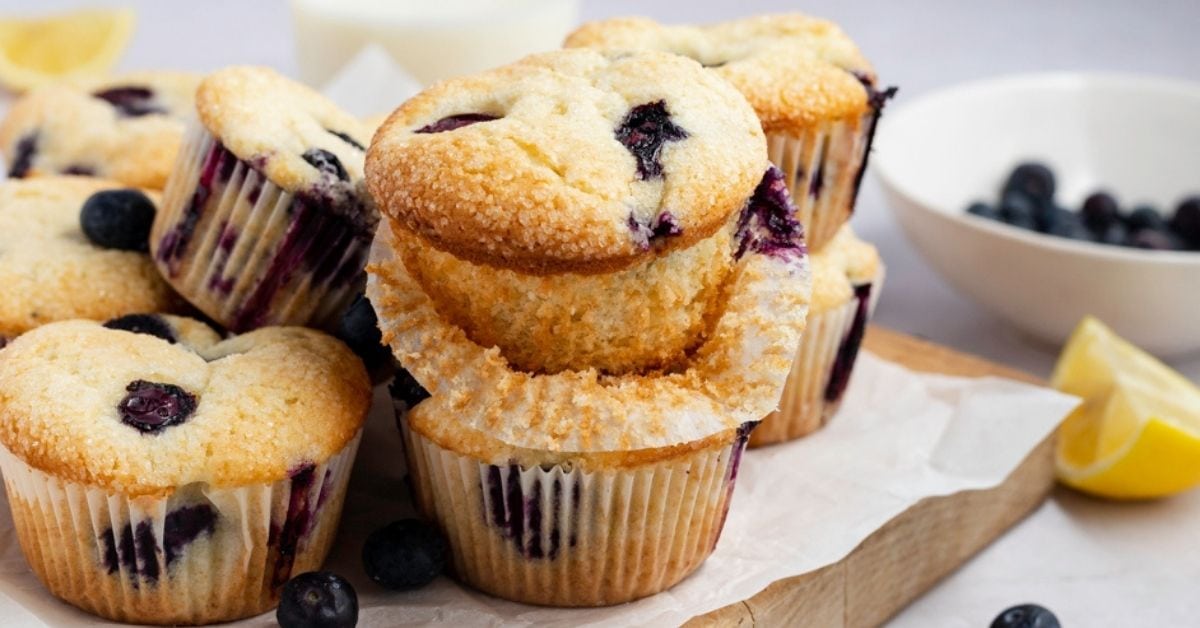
[767,116,873,253]
[751,267,886,447]
[152,123,367,332]
[0,432,361,625]
[401,415,752,607]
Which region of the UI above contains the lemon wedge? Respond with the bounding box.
[1051,316,1200,499]
[0,8,135,92]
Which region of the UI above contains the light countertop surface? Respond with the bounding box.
[1,1,1198,626]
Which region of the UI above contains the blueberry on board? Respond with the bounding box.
[990,603,1060,628]
[336,295,395,383]
[1125,205,1167,232]
[966,201,1001,221]
[1129,228,1180,251]
[1003,162,1056,202]
[1080,191,1120,233]
[80,189,157,252]
[277,571,358,628]
[1169,196,1200,246]
[362,519,447,591]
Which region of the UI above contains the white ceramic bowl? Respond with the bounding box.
[873,73,1200,357]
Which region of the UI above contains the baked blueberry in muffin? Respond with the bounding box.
[0,317,370,624]
[0,177,181,342]
[0,71,200,189]
[567,14,897,252]
[150,66,377,332]
[367,48,769,375]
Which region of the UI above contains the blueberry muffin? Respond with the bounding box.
[367,48,768,375]
[150,66,377,333]
[566,15,897,252]
[0,177,181,344]
[0,317,371,624]
[0,71,200,189]
[752,226,883,447]
[368,165,812,606]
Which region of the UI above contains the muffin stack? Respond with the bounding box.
[0,67,376,624]
[568,14,894,445]
[365,48,812,605]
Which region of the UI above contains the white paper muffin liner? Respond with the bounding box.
[766,115,873,253]
[0,431,361,625]
[151,123,369,332]
[751,268,885,447]
[399,414,752,607]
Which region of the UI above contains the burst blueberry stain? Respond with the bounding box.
[847,71,898,208]
[271,464,320,590]
[118,380,198,433]
[415,113,499,134]
[326,128,365,151]
[92,86,167,117]
[302,148,349,182]
[100,504,216,582]
[808,162,825,199]
[158,142,236,273]
[735,166,807,261]
[103,314,176,343]
[628,210,683,249]
[824,283,873,403]
[207,222,239,295]
[713,422,756,549]
[7,133,37,178]
[615,101,688,180]
[62,164,96,176]
[482,464,579,559]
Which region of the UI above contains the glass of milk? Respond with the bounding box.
[290,0,582,87]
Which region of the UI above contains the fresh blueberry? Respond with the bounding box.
[414,113,498,134]
[80,189,157,252]
[1129,228,1180,251]
[118,380,198,433]
[1169,196,1200,246]
[7,132,37,178]
[1125,205,1167,232]
[1098,221,1129,246]
[999,192,1037,230]
[1044,208,1092,241]
[277,571,358,628]
[614,100,688,180]
[336,295,394,382]
[1003,162,1056,202]
[92,86,166,117]
[1080,191,1120,233]
[302,149,349,182]
[990,603,1060,628]
[103,314,176,343]
[362,519,447,591]
[966,201,1001,221]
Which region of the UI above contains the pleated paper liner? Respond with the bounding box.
[151,123,369,332]
[767,81,893,254]
[400,414,754,607]
[750,268,885,448]
[0,432,361,625]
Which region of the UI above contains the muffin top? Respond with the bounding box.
[195,66,373,203]
[0,177,181,340]
[0,71,200,189]
[810,226,882,314]
[0,317,371,497]
[368,166,811,466]
[566,14,877,135]
[368,48,767,274]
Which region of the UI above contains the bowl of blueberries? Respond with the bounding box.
[872,72,1200,357]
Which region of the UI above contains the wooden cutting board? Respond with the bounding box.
[686,326,1056,627]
